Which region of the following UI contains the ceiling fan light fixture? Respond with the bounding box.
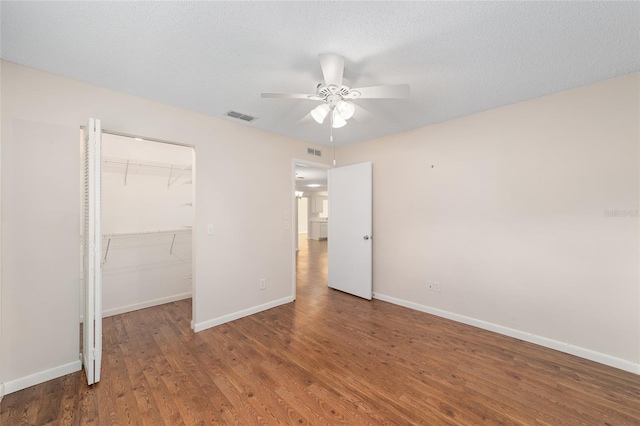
[332,110,347,128]
[311,104,330,124]
[336,100,355,120]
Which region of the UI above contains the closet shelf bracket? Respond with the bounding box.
[103,237,112,264]
[167,165,174,188]
[168,165,191,188]
[124,160,130,185]
[169,233,177,255]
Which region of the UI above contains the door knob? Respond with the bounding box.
[363,235,370,240]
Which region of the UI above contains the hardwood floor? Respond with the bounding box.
[2,236,640,425]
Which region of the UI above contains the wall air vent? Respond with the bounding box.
[307,148,322,157]
[225,111,257,122]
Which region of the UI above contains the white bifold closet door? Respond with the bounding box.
[82,118,103,385]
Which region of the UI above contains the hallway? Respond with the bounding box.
[295,233,328,299]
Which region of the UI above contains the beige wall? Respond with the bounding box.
[339,73,640,371]
[0,60,329,391]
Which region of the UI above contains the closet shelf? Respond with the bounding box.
[101,155,192,187]
[101,229,192,265]
[102,229,191,239]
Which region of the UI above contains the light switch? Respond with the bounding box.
[207,224,214,235]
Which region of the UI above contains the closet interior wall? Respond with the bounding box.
[99,134,193,317]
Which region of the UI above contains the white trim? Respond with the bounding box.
[102,292,192,318]
[193,296,294,332]
[189,147,197,332]
[373,293,640,375]
[3,360,82,395]
[80,292,193,322]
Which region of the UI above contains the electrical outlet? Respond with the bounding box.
[259,278,266,290]
[427,281,441,292]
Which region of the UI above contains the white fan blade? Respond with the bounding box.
[350,84,410,99]
[352,104,373,122]
[318,54,344,87]
[297,112,315,124]
[261,93,316,99]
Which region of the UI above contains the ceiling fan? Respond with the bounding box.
[261,54,410,128]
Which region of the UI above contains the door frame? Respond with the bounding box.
[291,158,331,300]
[80,127,197,329]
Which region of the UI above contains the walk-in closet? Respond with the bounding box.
[99,134,194,318]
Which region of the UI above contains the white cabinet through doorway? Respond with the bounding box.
[311,195,327,214]
[309,220,328,240]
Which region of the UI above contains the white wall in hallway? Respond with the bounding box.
[297,198,308,234]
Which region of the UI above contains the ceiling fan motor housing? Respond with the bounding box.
[315,79,361,105]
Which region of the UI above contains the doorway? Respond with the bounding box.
[292,159,330,299]
[80,130,195,369]
[292,159,374,302]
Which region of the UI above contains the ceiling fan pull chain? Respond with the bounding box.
[330,108,336,167]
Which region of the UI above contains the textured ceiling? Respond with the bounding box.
[1,1,639,147]
[295,164,328,192]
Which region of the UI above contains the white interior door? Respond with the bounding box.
[82,118,102,385]
[328,162,372,299]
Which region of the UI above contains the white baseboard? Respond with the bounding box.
[102,292,192,318]
[373,293,640,375]
[80,293,193,322]
[3,359,82,395]
[194,296,294,332]
[0,383,4,403]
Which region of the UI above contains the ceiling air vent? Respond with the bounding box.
[225,110,257,122]
[307,148,322,157]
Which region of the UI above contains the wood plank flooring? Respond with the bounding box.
[2,236,639,424]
